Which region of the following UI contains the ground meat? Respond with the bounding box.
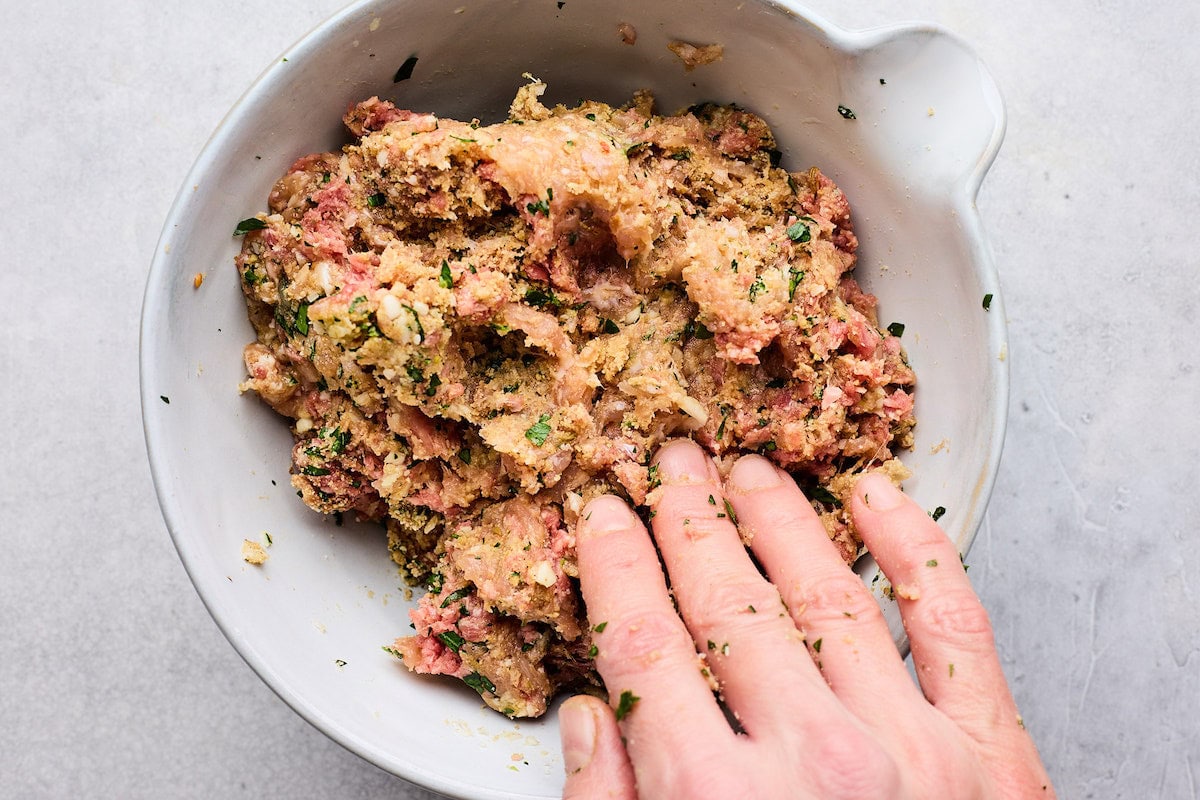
[236,81,915,718]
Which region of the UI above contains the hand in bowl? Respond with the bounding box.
[558,439,1054,799]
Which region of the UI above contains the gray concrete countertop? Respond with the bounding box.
[2,1,1195,797]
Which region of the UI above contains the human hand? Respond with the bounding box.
[558,439,1054,799]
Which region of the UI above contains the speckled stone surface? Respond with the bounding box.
[2,1,1196,797]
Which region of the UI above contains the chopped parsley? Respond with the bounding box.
[982,293,994,311]
[930,506,947,521]
[813,637,823,653]
[440,587,472,608]
[366,192,386,208]
[334,659,347,667]
[587,644,598,658]
[233,217,266,236]
[524,285,559,308]
[723,498,738,525]
[707,494,716,505]
[614,690,640,721]
[159,395,170,404]
[437,631,466,653]
[439,261,453,289]
[837,104,857,120]
[593,621,608,633]
[601,318,621,334]
[808,486,841,506]
[463,672,497,695]
[301,465,329,476]
[788,267,805,301]
[647,464,661,490]
[294,302,310,335]
[748,275,767,302]
[457,448,472,465]
[886,322,906,338]
[425,373,442,396]
[393,55,418,83]
[786,219,812,243]
[926,559,939,567]
[525,413,552,447]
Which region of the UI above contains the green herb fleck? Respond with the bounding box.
[439,261,453,289]
[647,464,661,490]
[463,672,497,695]
[294,302,310,335]
[160,395,170,404]
[425,373,442,397]
[437,631,466,653]
[723,499,738,525]
[234,217,267,236]
[926,559,939,567]
[788,267,805,301]
[366,192,386,208]
[837,104,857,120]
[748,275,767,302]
[786,219,811,243]
[813,637,823,653]
[593,621,608,633]
[614,690,640,721]
[525,413,552,447]
[458,448,472,465]
[440,587,472,608]
[707,494,716,505]
[808,486,841,506]
[524,285,559,308]
[930,506,947,521]
[886,322,905,338]
[335,659,347,667]
[982,293,994,311]
[587,644,598,658]
[601,318,621,334]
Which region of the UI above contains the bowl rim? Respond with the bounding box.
[140,1,1008,796]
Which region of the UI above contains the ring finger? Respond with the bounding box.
[650,440,847,737]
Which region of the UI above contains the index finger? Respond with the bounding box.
[575,495,733,788]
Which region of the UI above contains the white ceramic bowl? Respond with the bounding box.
[141,2,1006,797]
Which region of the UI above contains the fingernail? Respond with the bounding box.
[857,474,904,511]
[559,697,597,775]
[728,455,783,492]
[653,439,715,485]
[579,495,638,541]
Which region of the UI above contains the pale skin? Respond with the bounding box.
[558,439,1055,800]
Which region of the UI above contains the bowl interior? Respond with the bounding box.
[142,1,1005,797]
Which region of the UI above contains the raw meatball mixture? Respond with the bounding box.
[235,81,915,718]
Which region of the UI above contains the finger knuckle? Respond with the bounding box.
[912,588,995,647]
[603,607,692,668]
[812,727,901,799]
[685,574,783,634]
[788,571,882,629]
